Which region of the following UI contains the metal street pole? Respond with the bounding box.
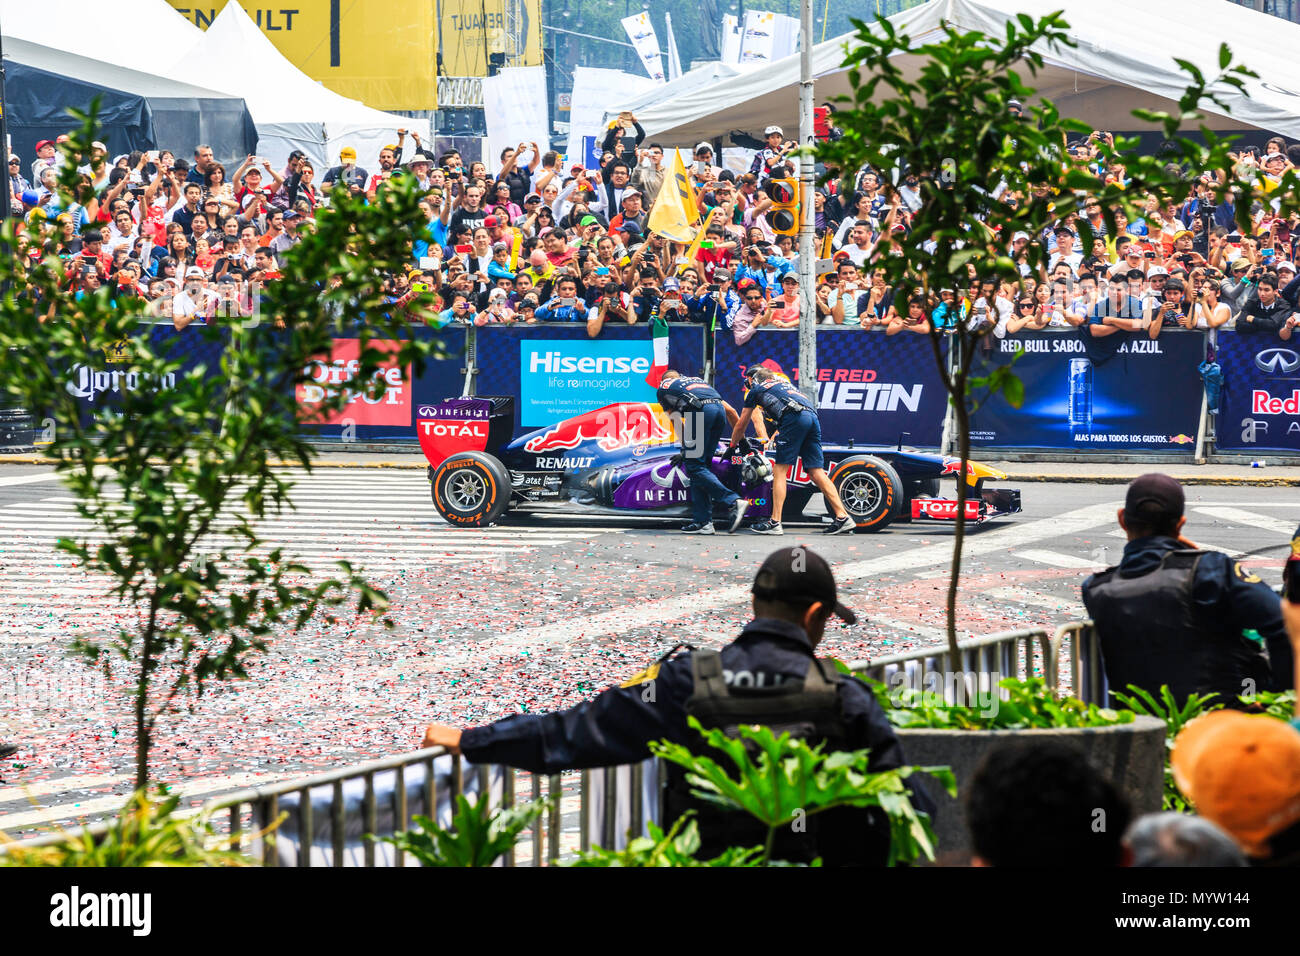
[796,0,816,403]
[0,12,10,223]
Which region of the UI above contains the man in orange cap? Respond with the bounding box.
[1172,710,1300,864]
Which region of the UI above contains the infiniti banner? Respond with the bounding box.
[713,328,948,446]
[967,329,1206,452]
[1216,330,1300,453]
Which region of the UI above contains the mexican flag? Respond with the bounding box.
[646,315,669,388]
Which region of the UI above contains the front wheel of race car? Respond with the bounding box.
[833,456,904,533]
[430,452,510,527]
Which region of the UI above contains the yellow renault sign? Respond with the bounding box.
[168,1,437,110]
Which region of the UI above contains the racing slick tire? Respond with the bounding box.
[832,456,904,533]
[430,451,510,528]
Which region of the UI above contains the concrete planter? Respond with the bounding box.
[898,715,1166,866]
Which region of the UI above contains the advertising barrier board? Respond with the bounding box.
[1214,329,1300,454]
[712,327,948,447]
[475,324,706,436]
[968,329,1206,453]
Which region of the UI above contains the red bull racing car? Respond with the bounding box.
[418,396,1022,531]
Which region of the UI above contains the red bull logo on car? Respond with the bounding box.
[524,402,673,453]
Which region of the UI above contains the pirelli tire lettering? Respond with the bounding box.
[830,455,904,533]
[430,451,510,527]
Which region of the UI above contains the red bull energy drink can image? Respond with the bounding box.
[1068,357,1093,434]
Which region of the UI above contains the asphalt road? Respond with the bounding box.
[0,463,1295,834]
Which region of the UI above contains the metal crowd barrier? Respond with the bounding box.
[846,627,1056,698]
[1,624,1096,866]
[1051,620,1106,705]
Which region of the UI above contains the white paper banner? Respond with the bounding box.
[721,14,742,66]
[482,67,550,175]
[739,10,799,65]
[621,11,666,84]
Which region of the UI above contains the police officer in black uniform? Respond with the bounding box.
[421,547,932,866]
[655,368,749,535]
[1082,473,1293,707]
[726,365,855,535]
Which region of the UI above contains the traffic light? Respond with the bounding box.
[765,178,801,236]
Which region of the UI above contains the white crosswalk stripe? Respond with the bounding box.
[0,470,626,641]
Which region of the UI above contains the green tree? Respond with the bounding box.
[816,12,1296,659]
[0,106,443,789]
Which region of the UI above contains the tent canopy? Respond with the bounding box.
[2,34,257,164]
[604,61,746,123]
[163,3,430,171]
[635,0,1300,145]
[0,0,204,65]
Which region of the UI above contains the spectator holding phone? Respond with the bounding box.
[535,276,589,322]
[475,287,516,326]
[1184,278,1232,329]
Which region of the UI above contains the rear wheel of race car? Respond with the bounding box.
[833,456,904,533]
[430,452,510,528]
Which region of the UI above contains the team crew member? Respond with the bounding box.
[726,366,855,535]
[1082,474,1293,707]
[656,369,750,534]
[420,547,932,866]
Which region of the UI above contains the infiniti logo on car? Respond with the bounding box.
[1255,348,1300,375]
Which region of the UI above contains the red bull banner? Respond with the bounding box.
[967,329,1206,453]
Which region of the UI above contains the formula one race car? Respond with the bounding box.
[418,397,1022,532]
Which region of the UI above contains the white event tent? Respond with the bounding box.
[162,2,429,171]
[0,0,205,64]
[634,0,1300,144]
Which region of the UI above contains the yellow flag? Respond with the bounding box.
[647,149,700,243]
[509,230,523,271]
[678,208,718,275]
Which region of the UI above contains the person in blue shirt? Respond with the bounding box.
[413,194,450,261]
[930,287,966,331]
[535,276,590,322]
[1085,277,1144,337]
[732,244,793,294]
[690,269,739,330]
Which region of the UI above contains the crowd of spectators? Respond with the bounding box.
[8,117,1300,344]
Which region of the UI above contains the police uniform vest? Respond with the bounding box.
[663,649,884,864]
[1084,549,1270,706]
[656,376,722,413]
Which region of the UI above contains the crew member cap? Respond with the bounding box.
[752,547,857,624]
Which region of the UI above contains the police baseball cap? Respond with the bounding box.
[1124,473,1184,527]
[752,547,857,624]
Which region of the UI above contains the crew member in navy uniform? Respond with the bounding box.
[656,368,749,534]
[1082,473,1293,707]
[726,365,855,535]
[420,547,932,866]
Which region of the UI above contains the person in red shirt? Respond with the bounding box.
[542,229,576,267]
[694,221,738,281]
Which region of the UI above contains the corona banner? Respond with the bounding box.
[168,1,437,110]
